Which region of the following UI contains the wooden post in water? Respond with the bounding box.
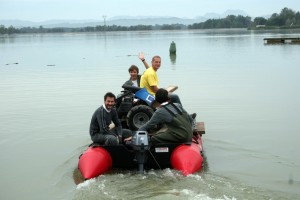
[169,41,176,54]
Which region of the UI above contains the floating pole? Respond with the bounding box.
[169,41,176,54]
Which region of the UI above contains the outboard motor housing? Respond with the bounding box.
[131,131,150,173]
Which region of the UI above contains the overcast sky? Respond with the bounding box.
[1,0,300,21]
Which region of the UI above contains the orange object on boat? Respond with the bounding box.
[170,143,203,176]
[78,146,112,179]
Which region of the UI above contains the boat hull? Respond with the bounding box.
[171,143,203,176]
[78,133,204,179]
[78,146,112,180]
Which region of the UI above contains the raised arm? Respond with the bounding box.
[138,52,150,69]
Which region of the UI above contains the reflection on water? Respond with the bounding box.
[73,168,85,185]
[169,53,176,65]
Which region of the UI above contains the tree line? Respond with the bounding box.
[1,7,299,34]
[251,7,300,29]
[189,7,300,29]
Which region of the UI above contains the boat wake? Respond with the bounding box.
[76,178,96,189]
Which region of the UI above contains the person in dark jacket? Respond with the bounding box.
[89,92,132,145]
[123,53,150,87]
[138,88,193,144]
[123,65,142,87]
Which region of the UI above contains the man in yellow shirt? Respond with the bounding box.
[139,54,181,105]
[140,55,160,95]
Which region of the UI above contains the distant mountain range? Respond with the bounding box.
[1,10,270,28]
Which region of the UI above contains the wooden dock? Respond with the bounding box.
[264,37,300,44]
[195,122,205,135]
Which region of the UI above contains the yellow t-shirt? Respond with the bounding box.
[140,67,158,95]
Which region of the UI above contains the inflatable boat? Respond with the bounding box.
[78,122,205,180]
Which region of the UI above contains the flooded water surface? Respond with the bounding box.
[1,29,300,200]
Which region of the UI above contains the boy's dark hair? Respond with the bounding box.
[104,92,116,101]
[155,88,169,103]
[128,65,139,74]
